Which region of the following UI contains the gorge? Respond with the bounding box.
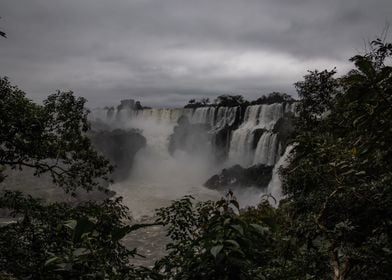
[89,98,296,217]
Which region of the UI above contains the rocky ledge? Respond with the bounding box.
[204,164,273,190]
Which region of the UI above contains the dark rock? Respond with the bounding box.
[135,101,143,110]
[204,164,273,190]
[211,106,242,161]
[212,126,232,161]
[90,129,146,181]
[168,116,212,156]
[252,128,266,149]
[273,112,295,155]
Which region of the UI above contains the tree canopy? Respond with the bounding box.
[1,37,391,280]
[146,39,392,280]
[0,78,147,279]
[0,77,112,194]
[282,39,392,279]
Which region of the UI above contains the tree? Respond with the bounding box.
[294,69,339,130]
[282,39,392,280]
[0,77,148,279]
[0,192,144,279]
[184,98,211,109]
[250,92,295,105]
[201,98,210,105]
[152,194,285,280]
[0,77,112,194]
[214,95,247,107]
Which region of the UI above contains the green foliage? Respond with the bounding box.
[184,98,211,109]
[294,68,339,130]
[1,34,391,280]
[153,38,392,280]
[0,78,148,279]
[185,93,294,109]
[214,95,247,107]
[152,193,290,280]
[250,92,295,105]
[0,77,112,193]
[282,39,392,279]
[0,191,144,279]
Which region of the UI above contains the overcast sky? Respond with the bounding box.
[0,0,391,107]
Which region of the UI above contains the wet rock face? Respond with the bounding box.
[252,128,266,149]
[211,126,232,161]
[204,164,273,190]
[90,129,146,181]
[168,116,212,156]
[273,111,295,155]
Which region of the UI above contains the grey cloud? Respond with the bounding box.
[0,0,391,107]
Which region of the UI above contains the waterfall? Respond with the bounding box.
[89,101,297,213]
[253,132,278,166]
[265,145,294,206]
[228,103,286,167]
[228,129,255,166]
[191,107,216,125]
[90,102,292,169]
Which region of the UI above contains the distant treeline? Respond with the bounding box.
[184,92,296,108]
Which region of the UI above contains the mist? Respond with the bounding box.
[88,100,295,219]
[98,112,221,218]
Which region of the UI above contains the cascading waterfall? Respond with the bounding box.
[228,103,294,167]
[191,107,215,124]
[89,101,295,214]
[265,145,294,206]
[88,101,295,267]
[91,105,240,130]
[253,132,278,166]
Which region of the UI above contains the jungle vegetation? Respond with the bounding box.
[0,39,391,279]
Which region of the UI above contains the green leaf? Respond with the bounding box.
[355,57,375,78]
[225,239,240,248]
[73,217,95,242]
[250,223,268,234]
[73,248,90,257]
[210,245,224,258]
[231,225,244,235]
[64,219,77,230]
[44,256,59,266]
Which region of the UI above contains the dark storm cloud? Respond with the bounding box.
[0,0,391,107]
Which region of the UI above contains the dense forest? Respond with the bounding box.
[184,92,295,109]
[0,38,391,280]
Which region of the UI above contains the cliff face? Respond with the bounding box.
[89,100,296,190]
[168,116,212,157]
[90,128,146,181]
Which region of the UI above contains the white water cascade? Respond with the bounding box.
[89,102,295,216]
[253,132,279,166]
[88,102,295,266]
[91,106,240,129]
[265,145,294,206]
[228,103,294,167]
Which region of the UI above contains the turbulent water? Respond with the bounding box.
[89,102,295,266]
[90,103,295,217]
